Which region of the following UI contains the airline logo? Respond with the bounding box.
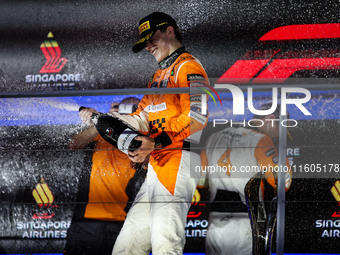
[186,189,208,238]
[188,189,206,218]
[25,32,81,90]
[331,180,340,217]
[40,32,68,73]
[32,177,58,219]
[191,188,201,205]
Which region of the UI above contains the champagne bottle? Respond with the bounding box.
[79,106,142,154]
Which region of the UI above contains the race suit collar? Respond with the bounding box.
[158,46,187,70]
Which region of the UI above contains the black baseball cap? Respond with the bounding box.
[132,12,178,53]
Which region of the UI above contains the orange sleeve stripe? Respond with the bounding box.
[254,136,277,188]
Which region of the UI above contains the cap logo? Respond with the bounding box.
[156,22,168,27]
[139,21,150,35]
[135,31,153,45]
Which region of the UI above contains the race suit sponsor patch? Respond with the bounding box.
[191,105,203,114]
[189,81,207,88]
[190,95,202,102]
[188,111,207,125]
[159,79,168,88]
[272,155,279,164]
[145,102,167,113]
[266,148,275,157]
[150,82,158,88]
[187,74,205,81]
[191,102,203,108]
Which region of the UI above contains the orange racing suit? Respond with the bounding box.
[112,46,209,255]
[64,135,146,255]
[85,135,145,221]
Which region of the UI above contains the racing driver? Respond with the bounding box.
[109,12,210,255]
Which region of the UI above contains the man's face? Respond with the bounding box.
[145,29,172,62]
[109,102,119,113]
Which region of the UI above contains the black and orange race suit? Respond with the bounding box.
[112,46,210,255]
[135,47,208,194]
[64,135,146,255]
[85,135,145,221]
[114,46,209,194]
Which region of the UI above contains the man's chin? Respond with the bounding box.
[155,56,162,62]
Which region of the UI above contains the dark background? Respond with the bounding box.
[0,0,339,254]
[1,0,340,91]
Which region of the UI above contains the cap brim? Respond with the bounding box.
[132,41,146,53]
[132,31,154,53]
